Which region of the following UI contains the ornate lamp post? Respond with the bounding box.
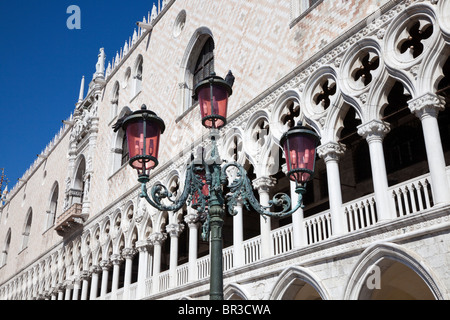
[114,72,320,300]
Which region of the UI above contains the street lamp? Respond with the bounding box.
[114,72,320,300]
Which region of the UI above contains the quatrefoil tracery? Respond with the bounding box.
[313,79,337,110]
[398,20,433,59]
[352,52,380,87]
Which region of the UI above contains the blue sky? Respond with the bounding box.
[0,1,158,191]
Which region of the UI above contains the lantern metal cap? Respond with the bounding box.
[122,104,166,134]
[193,72,233,100]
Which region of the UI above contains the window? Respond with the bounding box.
[46,182,59,230]
[22,209,32,250]
[111,81,120,120]
[179,29,215,114]
[290,0,322,27]
[133,55,143,96]
[1,229,11,267]
[192,37,215,105]
[121,134,129,166]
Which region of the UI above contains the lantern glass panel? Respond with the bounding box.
[283,133,318,184]
[126,120,161,172]
[198,84,229,128]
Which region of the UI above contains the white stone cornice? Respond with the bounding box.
[357,119,391,142]
[317,142,346,162]
[408,92,445,120]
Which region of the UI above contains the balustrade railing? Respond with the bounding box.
[111,169,443,299]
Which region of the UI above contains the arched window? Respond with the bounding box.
[111,107,132,174]
[192,37,215,103]
[1,229,11,267]
[46,182,59,230]
[22,208,32,250]
[180,30,215,113]
[133,55,143,96]
[111,81,120,120]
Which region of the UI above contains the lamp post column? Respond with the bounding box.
[409,93,450,205]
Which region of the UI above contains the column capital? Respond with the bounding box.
[110,254,123,265]
[317,142,346,162]
[252,176,276,192]
[90,265,102,274]
[135,240,152,252]
[408,92,445,120]
[148,232,167,245]
[99,259,111,270]
[166,223,185,238]
[121,247,137,259]
[79,270,91,280]
[357,119,390,142]
[184,212,200,227]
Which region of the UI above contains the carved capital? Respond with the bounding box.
[135,240,152,252]
[317,142,346,162]
[110,254,123,265]
[252,176,276,193]
[166,223,185,238]
[357,120,390,143]
[121,247,137,259]
[148,232,167,246]
[408,92,445,120]
[184,212,200,228]
[99,259,111,270]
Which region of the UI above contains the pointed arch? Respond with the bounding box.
[270,266,329,300]
[1,228,11,266]
[179,26,215,113]
[344,242,447,300]
[21,207,33,250]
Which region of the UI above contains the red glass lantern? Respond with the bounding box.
[122,105,165,179]
[194,73,233,129]
[280,125,320,186]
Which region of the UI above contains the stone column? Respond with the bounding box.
[64,281,72,300]
[80,271,90,300]
[232,197,245,267]
[110,254,123,299]
[72,278,81,300]
[99,259,111,298]
[89,265,101,300]
[409,93,450,205]
[122,248,137,299]
[166,223,185,288]
[317,142,347,236]
[136,240,152,300]
[252,176,276,259]
[149,232,167,294]
[184,211,200,282]
[358,120,395,221]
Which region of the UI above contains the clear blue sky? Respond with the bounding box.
[0,1,158,192]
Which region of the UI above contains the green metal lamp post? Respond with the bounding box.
[115,72,320,300]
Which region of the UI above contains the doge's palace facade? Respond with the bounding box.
[1,0,450,300]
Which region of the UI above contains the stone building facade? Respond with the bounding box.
[1,0,450,300]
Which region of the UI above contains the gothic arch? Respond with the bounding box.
[344,242,447,300]
[224,283,250,300]
[179,26,215,113]
[269,266,330,300]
